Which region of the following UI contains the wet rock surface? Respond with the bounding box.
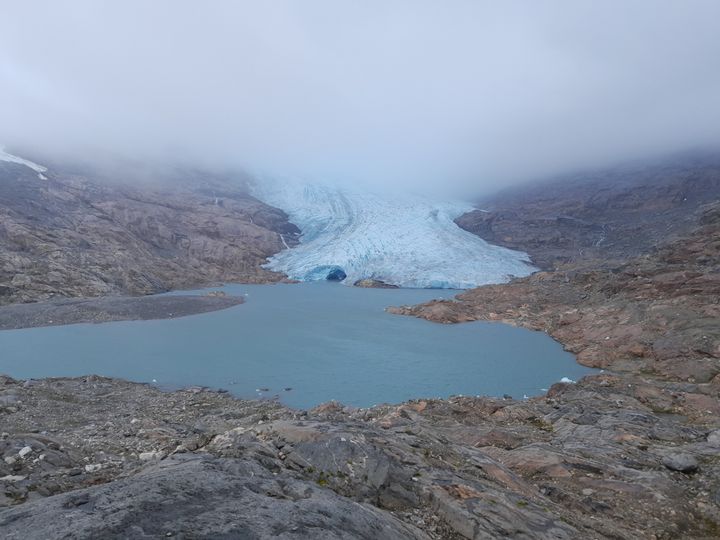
[354,279,400,289]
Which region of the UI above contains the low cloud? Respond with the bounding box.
[2,1,720,195]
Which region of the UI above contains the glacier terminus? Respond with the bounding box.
[252,178,537,289]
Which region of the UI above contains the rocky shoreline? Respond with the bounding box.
[390,202,720,381]
[1,366,719,538]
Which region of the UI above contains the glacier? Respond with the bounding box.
[251,178,537,289]
[0,147,48,180]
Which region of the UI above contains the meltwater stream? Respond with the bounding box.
[0,283,594,409]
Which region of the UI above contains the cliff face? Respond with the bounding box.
[0,160,300,304]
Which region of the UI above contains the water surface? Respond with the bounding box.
[0,282,594,408]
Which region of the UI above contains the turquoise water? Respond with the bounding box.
[0,282,594,409]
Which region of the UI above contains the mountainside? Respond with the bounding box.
[1,157,720,538]
[0,153,299,305]
[252,179,535,288]
[457,154,720,270]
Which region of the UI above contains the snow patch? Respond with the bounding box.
[0,147,48,180]
[252,177,537,289]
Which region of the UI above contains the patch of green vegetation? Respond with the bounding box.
[648,405,678,415]
[528,417,554,432]
[316,471,328,486]
[702,517,720,537]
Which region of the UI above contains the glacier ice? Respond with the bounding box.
[0,147,48,180]
[252,178,537,289]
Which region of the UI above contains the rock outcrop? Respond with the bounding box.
[0,158,299,305]
[1,372,719,538]
[353,278,399,289]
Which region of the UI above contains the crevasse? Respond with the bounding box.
[251,178,536,289]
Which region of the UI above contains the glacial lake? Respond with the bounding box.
[0,282,595,409]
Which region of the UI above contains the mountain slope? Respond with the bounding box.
[0,154,299,304]
[457,154,720,269]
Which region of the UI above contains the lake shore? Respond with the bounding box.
[0,282,585,408]
[1,367,718,538]
[0,294,244,330]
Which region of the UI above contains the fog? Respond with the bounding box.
[2,1,720,196]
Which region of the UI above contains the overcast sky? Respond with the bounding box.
[1,1,720,195]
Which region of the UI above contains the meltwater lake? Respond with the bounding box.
[0,282,594,409]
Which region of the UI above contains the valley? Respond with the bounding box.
[2,3,719,538]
